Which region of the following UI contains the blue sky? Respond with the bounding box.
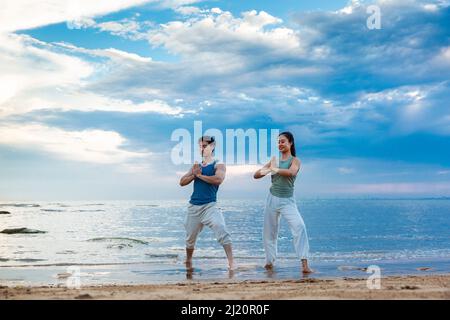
[1,0,450,200]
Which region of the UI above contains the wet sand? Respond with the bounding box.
[1,274,449,300]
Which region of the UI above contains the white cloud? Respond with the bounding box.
[148,10,302,59]
[0,34,185,116]
[56,42,153,62]
[0,0,157,32]
[94,19,151,40]
[0,123,150,164]
[0,33,93,115]
[174,6,204,15]
[338,167,355,174]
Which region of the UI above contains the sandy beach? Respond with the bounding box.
[1,274,449,300]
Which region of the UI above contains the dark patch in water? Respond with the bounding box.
[56,250,76,255]
[0,211,11,214]
[73,209,106,212]
[14,258,47,263]
[0,203,40,208]
[40,209,65,212]
[87,237,149,246]
[146,253,179,259]
[13,250,40,254]
[48,203,70,207]
[0,228,47,234]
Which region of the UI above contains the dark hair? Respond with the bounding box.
[198,135,215,143]
[198,135,215,154]
[279,131,296,157]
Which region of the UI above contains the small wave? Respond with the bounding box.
[73,209,106,212]
[56,250,76,255]
[48,203,71,207]
[145,253,179,259]
[40,209,66,212]
[14,258,47,263]
[82,203,105,206]
[337,265,368,272]
[0,203,40,208]
[13,250,40,254]
[0,261,157,268]
[86,237,149,245]
[136,204,159,207]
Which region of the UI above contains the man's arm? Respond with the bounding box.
[179,164,198,186]
[272,157,301,177]
[196,164,226,186]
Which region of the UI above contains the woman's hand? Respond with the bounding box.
[269,156,279,174]
[254,156,278,178]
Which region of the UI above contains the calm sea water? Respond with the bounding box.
[0,199,449,285]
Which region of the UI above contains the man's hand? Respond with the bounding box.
[192,161,201,177]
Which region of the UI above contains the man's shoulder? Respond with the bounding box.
[214,160,226,169]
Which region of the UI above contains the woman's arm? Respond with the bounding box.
[253,159,272,179]
[272,157,301,177]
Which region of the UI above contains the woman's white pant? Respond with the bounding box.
[263,193,309,264]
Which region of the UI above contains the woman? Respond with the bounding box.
[254,132,312,274]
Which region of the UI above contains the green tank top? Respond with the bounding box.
[270,155,296,198]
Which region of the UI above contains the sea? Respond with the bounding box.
[0,199,449,286]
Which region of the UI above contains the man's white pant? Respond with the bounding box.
[263,193,309,264]
[185,201,232,249]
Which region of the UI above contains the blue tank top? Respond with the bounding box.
[189,160,219,205]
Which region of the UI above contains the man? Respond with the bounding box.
[179,135,234,271]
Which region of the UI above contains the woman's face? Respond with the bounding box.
[278,135,291,153]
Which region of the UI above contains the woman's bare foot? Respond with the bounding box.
[301,259,314,274]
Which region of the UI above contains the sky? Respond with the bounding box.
[0,0,449,200]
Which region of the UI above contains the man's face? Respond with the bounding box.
[199,141,214,157]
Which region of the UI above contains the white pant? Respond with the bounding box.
[263,193,309,264]
[185,202,232,249]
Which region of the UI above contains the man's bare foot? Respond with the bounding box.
[264,263,274,270]
[228,262,235,271]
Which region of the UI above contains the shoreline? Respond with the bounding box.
[1,274,449,300]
